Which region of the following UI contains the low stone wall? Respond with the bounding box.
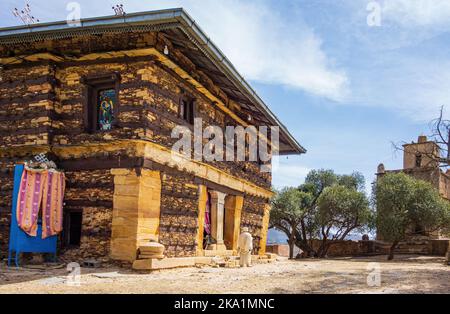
[267,241,368,258]
[429,240,449,256]
[266,244,290,257]
[310,240,363,257]
[267,239,450,258]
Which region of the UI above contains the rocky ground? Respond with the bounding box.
[0,255,448,294]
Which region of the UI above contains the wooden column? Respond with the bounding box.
[110,169,161,262]
[224,195,243,252]
[233,196,244,251]
[259,203,271,256]
[196,185,208,256]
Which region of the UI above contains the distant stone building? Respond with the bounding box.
[377,135,450,240]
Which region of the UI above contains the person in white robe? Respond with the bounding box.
[238,227,253,267]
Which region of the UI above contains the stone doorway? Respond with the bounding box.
[199,189,243,254]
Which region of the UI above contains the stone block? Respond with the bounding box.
[194,257,213,265]
[111,224,137,239]
[111,168,162,263]
[113,175,140,185]
[203,249,234,257]
[113,195,139,211]
[110,240,138,262]
[132,257,197,271]
[111,169,133,176]
[114,184,141,197]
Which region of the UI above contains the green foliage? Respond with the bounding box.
[270,187,313,258]
[374,172,450,243]
[303,169,338,197]
[271,187,311,224]
[317,185,371,239]
[271,169,371,258]
[338,172,365,191]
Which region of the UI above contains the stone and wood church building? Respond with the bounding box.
[377,135,450,241]
[0,9,304,264]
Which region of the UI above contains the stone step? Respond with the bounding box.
[396,244,428,249]
[203,250,235,257]
[395,247,430,254]
[133,257,212,271]
[138,254,165,260]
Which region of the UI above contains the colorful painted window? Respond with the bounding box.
[97,89,116,131]
[82,73,120,133]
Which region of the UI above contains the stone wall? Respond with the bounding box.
[266,244,290,257]
[0,169,13,259]
[0,32,271,190]
[61,169,114,262]
[311,240,363,257]
[241,195,269,255]
[158,171,199,258]
[403,141,440,170]
[0,30,273,260]
[0,64,55,148]
[0,158,27,259]
[430,240,449,256]
[267,241,367,258]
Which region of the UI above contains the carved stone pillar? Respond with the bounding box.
[208,191,227,251]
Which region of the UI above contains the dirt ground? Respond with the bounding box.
[0,255,449,294]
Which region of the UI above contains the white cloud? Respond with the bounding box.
[126,0,349,101]
[190,1,349,101]
[381,0,450,28]
[351,53,450,122]
[272,159,310,189]
[330,0,450,122]
[3,0,349,101]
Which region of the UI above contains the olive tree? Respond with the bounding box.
[271,169,372,258]
[293,169,338,257]
[374,172,450,260]
[270,187,312,259]
[316,185,371,257]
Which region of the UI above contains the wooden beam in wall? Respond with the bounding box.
[49,140,274,199]
[196,185,207,256]
[0,48,272,146]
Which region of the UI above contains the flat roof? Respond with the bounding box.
[0,8,306,155]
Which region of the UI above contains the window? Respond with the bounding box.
[82,73,120,133]
[97,89,116,131]
[179,95,194,124]
[415,153,422,168]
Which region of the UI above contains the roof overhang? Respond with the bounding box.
[0,8,306,155]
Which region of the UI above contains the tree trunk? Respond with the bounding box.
[288,229,296,259]
[388,241,399,261]
[319,242,332,258]
[288,240,295,259]
[294,230,316,257]
[316,242,325,258]
[294,239,315,257]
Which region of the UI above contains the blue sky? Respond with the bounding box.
[1,0,447,193]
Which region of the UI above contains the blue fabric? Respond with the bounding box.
[8,164,57,267]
